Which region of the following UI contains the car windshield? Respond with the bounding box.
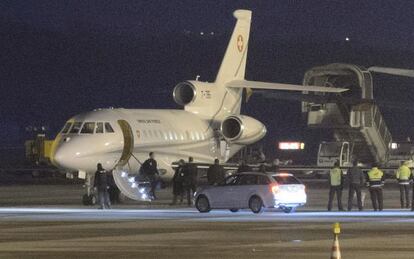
[273,175,301,185]
[319,143,342,156]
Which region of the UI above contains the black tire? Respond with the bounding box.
[195,195,211,213]
[82,194,96,206]
[229,208,239,213]
[249,196,264,214]
[282,207,296,213]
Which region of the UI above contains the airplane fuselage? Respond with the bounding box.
[52,108,242,179]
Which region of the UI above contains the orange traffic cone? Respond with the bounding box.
[330,234,341,259]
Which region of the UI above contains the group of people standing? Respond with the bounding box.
[328,160,413,212]
[171,157,198,206]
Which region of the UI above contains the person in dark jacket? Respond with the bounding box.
[182,157,197,206]
[236,160,251,174]
[171,159,185,205]
[347,159,364,211]
[186,157,198,195]
[94,163,111,209]
[141,152,159,200]
[207,159,225,185]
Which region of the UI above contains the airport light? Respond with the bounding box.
[278,142,305,150]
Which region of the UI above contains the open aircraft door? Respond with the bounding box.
[112,120,151,201]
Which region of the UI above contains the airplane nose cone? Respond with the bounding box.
[52,146,72,169]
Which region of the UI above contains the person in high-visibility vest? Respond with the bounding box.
[328,161,344,211]
[366,163,385,211]
[396,161,412,209]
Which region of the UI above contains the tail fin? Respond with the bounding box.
[215,10,251,84]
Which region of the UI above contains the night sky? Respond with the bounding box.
[2,1,414,161]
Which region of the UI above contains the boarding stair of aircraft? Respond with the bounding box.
[303,63,392,164]
[111,119,153,201]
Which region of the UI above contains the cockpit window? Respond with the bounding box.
[80,122,95,134]
[69,122,83,134]
[96,122,104,134]
[105,122,115,133]
[61,122,73,134]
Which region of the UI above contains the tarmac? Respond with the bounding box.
[0,181,413,258]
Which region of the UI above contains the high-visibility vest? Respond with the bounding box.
[368,167,384,187]
[330,167,342,186]
[396,165,411,184]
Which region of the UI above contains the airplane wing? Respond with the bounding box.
[226,80,348,93]
[368,66,414,78]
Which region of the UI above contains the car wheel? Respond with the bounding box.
[249,196,264,214]
[196,195,211,213]
[229,208,239,213]
[282,207,296,213]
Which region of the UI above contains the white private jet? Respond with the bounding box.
[50,9,347,205]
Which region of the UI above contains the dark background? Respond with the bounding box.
[1,1,414,162]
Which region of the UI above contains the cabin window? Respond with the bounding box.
[96,122,104,134]
[105,122,115,133]
[61,122,72,134]
[81,122,95,134]
[70,122,83,134]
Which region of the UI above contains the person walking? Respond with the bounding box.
[171,160,185,205]
[141,152,159,200]
[187,157,198,195]
[366,164,385,211]
[182,158,196,206]
[347,160,364,211]
[328,161,344,211]
[396,161,412,208]
[94,163,111,209]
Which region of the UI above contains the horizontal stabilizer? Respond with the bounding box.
[227,80,348,93]
[368,66,414,78]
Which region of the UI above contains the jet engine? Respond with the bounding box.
[220,115,267,144]
[173,81,197,106]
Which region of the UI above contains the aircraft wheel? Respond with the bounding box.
[82,194,96,206]
[282,207,296,213]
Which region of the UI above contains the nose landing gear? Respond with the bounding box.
[82,193,97,205]
[82,173,97,206]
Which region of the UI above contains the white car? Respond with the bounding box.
[195,172,307,213]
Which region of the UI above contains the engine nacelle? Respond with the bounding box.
[173,81,219,118]
[220,115,267,145]
[173,81,197,106]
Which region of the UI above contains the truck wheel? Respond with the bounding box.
[249,196,264,214]
[229,208,239,213]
